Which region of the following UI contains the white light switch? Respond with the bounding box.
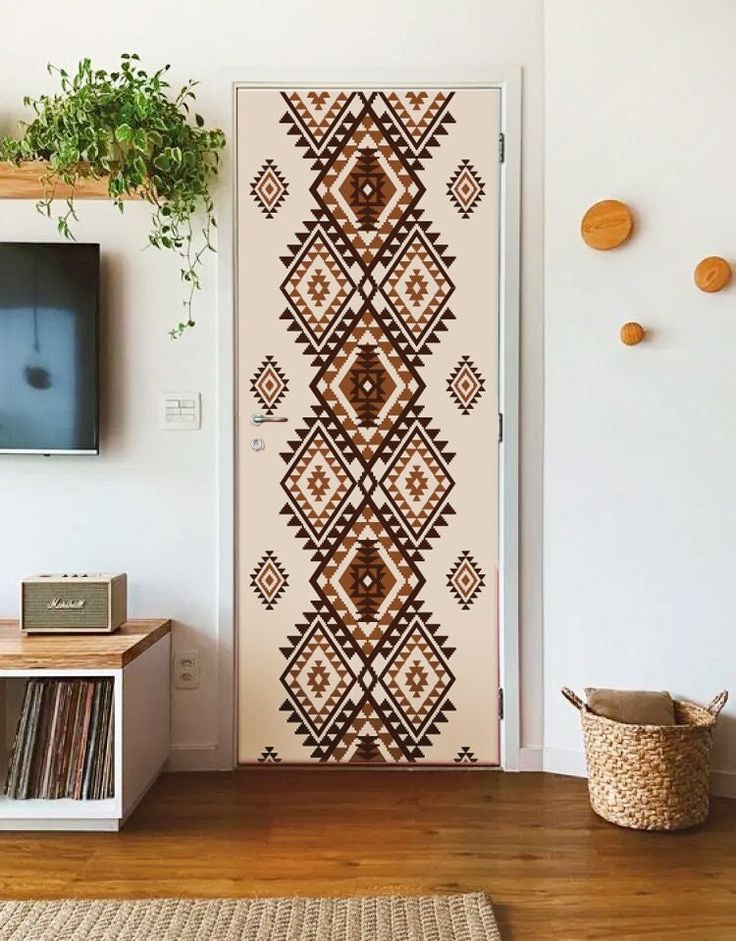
[159,392,201,430]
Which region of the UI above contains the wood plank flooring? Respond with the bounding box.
[0,769,734,939]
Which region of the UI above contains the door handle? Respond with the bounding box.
[251,414,288,426]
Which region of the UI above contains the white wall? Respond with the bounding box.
[7,0,729,786]
[545,0,736,789]
[0,0,545,766]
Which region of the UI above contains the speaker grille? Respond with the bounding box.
[23,583,109,630]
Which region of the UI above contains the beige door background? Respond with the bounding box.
[237,87,500,765]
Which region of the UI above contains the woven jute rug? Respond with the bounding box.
[0,894,500,940]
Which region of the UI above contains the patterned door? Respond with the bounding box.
[237,87,500,765]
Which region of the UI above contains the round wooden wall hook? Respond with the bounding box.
[694,256,732,293]
[620,322,646,346]
[581,200,634,250]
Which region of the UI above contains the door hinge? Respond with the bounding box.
[498,688,505,721]
[498,412,503,443]
[498,132,505,164]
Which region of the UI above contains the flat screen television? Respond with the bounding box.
[0,243,100,455]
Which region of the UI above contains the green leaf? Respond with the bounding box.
[114,122,133,143]
[3,51,226,336]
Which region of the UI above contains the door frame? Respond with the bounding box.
[216,73,522,771]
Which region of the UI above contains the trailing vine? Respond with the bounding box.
[0,54,226,337]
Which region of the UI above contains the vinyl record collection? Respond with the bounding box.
[4,678,114,800]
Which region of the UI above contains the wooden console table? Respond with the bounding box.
[0,619,171,832]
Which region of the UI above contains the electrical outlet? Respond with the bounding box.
[174,650,200,689]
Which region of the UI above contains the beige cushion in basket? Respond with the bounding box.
[585,687,676,726]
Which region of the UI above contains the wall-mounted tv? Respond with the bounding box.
[0,243,99,455]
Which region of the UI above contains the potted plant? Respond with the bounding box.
[0,54,226,337]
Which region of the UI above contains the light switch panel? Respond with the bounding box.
[159,392,201,430]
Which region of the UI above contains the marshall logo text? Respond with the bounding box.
[46,597,87,610]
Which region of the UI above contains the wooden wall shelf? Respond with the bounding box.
[0,619,171,669]
[0,160,134,200]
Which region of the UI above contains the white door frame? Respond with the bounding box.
[216,73,522,771]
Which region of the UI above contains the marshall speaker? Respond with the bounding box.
[21,574,127,634]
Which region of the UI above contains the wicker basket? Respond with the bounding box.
[562,687,728,831]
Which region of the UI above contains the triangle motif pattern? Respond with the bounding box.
[251,159,289,218]
[257,746,282,764]
[446,551,486,610]
[258,89,497,763]
[251,356,289,415]
[446,159,486,219]
[454,746,478,764]
[251,551,290,610]
[447,356,486,415]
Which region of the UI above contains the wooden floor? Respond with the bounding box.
[0,770,735,939]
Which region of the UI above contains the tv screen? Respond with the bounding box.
[0,243,99,454]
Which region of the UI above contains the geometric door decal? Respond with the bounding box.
[237,87,500,765]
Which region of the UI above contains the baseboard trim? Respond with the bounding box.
[542,747,587,778]
[518,746,543,771]
[534,748,736,799]
[167,744,219,772]
[165,743,736,795]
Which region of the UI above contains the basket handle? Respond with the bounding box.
[706,690,729,716]
[561,687,585,712]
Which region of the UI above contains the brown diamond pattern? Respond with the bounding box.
[281,425,354,544]
[381,616,454,732]
[251,356,288,415]
[378,424,454,546]
[447,356,486,415]
[314,305,422,467]
[251,159,289,218]
[314,104,422,270]
[447,551,486,610]
[251,551,289,610]
[281,229,355,347]
[280,619,353,735]
[447,159,485,219]
[315,501,422,655]
[276,92,465,763]
[380,229,455,347]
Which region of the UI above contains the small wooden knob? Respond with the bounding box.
[620,322,645,346]
[694,256,731,293]
[581,200,634,250]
